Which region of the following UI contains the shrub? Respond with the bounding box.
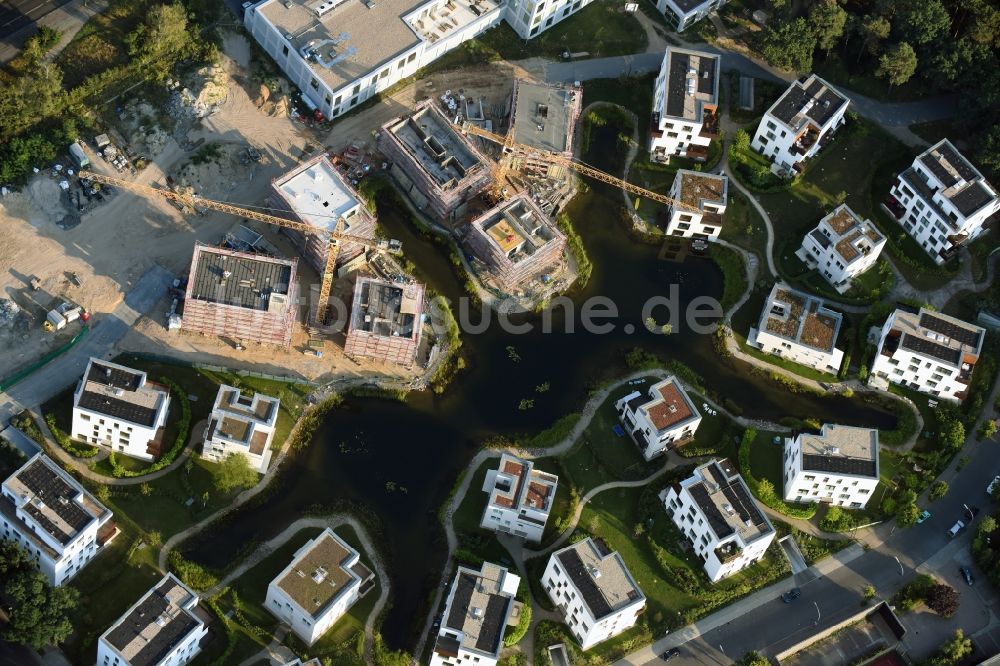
[502,603,531,646]
[925,583,960,618]
[738,429,816,519]
[929,480,949,501]
[108,377,191,477]
[44,414,99,458]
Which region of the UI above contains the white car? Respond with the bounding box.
[988,475,1000,496]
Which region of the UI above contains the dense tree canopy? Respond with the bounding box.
[213,453,259,493]
[809,0,848,55]
[877,42,918,90]
[761,18,817,72]
[0,540,79,649]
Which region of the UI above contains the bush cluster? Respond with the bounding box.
[108,377,191,477]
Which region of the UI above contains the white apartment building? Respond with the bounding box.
[649,0,728,32]
[265,528,375,646]
[542,537,646,649]
[649,47,720,162]
[480,453,558,543]
[615,376,701,460]
[783,424,880,509]
[0,453,114,586]
[748,283,845,373]
[796,204,886,293]
[662,459,775,582]
[871,308,985,402]
[751,75,849,176]
[244,0,591,123]
[429,562,520,666]
[886,139,1000,265]
[71,357,171,462]
[97,574,209,666]
[201,385,280,474]
[665,170,727,240]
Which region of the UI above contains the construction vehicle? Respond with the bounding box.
[78,170,398,326]
[459,122,702,214]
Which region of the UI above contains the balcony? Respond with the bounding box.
[686,144,709,161]
[883,195,906,220]
[650,113,664,139]
[699,111,720,140]
[790,127,821,156]
[957,361,975,385]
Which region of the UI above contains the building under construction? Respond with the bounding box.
[466,193,566,291]
[507,79,582,179]
[181,244,298,347]
[378,101,491,221]
[344,277,425,366]
[270,154,377,272]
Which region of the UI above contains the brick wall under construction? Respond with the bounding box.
[181,298,296,347]
[343,329,419,366]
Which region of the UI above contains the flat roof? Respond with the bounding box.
[385,102,485,191]
[473,195,563,263]
[660,47,719,122]
[633,377,699,432]
[760,283,842,354]
[485,453,558,515]
[272,155,361,231]
[3,454,109,546]
[510,80,581,155]
[275,529,370,619]
[797,424,878,478]
[554,537,643,620]
[888,308,983,367]
[674,169,726,215]
[76,358,167,427]
[103,575,203,666]
[187,244,295,313]
[815,204,883,264]
[684,459,773,544]
[439,562,517,658]
[214,385,279,424]
[349,277,424,340]
[768,75,848,131]
[914,139,998,218]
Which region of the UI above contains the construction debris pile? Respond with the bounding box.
[166,64,229,121]
[254,83,290,118]
[0,299,21,328]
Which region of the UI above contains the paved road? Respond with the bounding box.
[0,0,73,40]
[0,265,173,424]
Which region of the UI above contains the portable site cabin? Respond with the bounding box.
[69,142,90,168]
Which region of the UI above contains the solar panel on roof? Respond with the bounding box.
[938,143,978,182]
[950,181,995,217]
[689,483,734,539]
[919,313,981,347]
[801,454,877,478]
[474,595,510,653]
[900,333,961,365]
[446,573,475,631]
[18,459,93,544]
[557,549,614,619]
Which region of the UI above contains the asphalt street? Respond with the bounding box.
[0,0,74,40]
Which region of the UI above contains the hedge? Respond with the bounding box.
[45,413,99,458]
[108,376,191,477]
[738,428,816,519]
[502,603,531,646]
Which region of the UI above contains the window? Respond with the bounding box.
[80,414,90,421]
[309,79,319,91]
[282,44,289,56]
[352,84,361,95]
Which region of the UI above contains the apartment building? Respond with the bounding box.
[751,75,849,175]
[429,562,520,666]
[271,154,377,272]
[379,102,492,221]
[201,385,280,474]
[344,277,424,366]
[466,194,566,291]
[507,79,582,179]
[649,47,720,162]
[97,574,209,666]
[71,357,171,461]
[244,0,505,123]
[665,169,727,240]
[542,537,646,649]
[783,424,879,509]
[649,0,728,31]
[886,139,1000,264]
[748,283,845,373]
[181,243,299,347]
[1,453,114,586]
[615,377,701,460]
[265,528,375,645]
[505,0,594,38]
[662,459,775,582]
[480,453,558,542]
[796,204,885,293]
[871,308,985,402]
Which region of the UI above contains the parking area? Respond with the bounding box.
[781,613,898,666]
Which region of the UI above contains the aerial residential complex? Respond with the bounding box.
[542,537,646,649]
[378,101,492,221]
[429,562,521,666]
[505,0,594,38]
[649,47,720,162]
[71,357,171,461]
[507,79,582,178]
[181,243,299,348]
[751,74,849,175]
[271,154,378,271]
[662,459,776,582]
[344,277,425,366]
[466,193,566,291]
[748,283,845,373]
[97,574,209,666]
[480,453,559,542]
[200,385,280,474]
[265,528,375,645]
[649,0,728,31]
[665,170,727,240]
[885,139,1000,264]
[796,204,885,293]
[870,308,985,402]
[783,424,880,509]
[615,377,702,460]
[1,453,115,586]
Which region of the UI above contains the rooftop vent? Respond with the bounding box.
[471,607,483,619]
[588,565,602,579]
[312,567,328,584]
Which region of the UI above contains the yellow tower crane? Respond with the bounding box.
[79,170,379,326]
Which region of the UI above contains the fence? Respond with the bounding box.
[125,353,319,387]
[0,325,90,392]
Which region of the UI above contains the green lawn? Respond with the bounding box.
[748,434,784,488]
[732,328,842,382]
[719,188,769,262]
[582,74,656,147]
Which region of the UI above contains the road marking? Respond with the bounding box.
[1,0,56,28]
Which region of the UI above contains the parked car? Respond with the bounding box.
[947,520,965,538]
[960,566,974,585]
[988,475,999,496]
[782,588,802,603]
[662,648,681,660]
[916,510,932,524]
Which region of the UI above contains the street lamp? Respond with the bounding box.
[813,602,821,626]
[894,556,903,576]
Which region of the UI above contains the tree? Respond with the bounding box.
[146,531,163,548]
[761,18,817,72]
[733,128,751,152]
[736,652,770,666]
[929,480,949,501]
[979,419,997,440]
[212,453,258,493]
[939,420,966,451]
[896,0,951,46]
[876,42,918,91]
[94,485,111,503]
[809,0,848,56]
[857,15,891,62]
[125,4,196,79]
[0,540,78,649]
[926,583,960,617]
[928,629,973,666]
[979,516,997,535]
[896,500,919,527]
[139,482,153,496]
